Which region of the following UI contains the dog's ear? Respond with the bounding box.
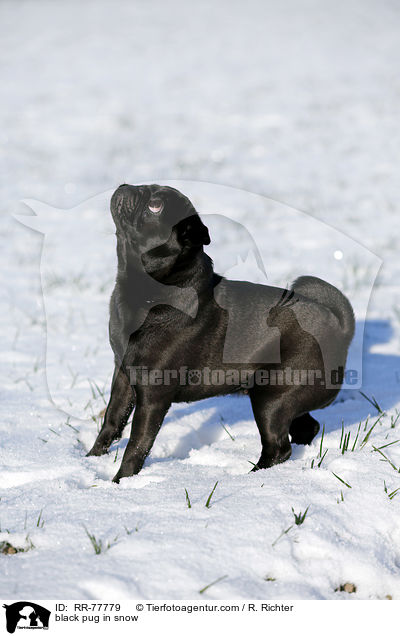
[178,214,210,247]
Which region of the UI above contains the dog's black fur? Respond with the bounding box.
[87,184,355,482]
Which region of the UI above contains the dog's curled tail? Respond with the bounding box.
[291,275,355,345]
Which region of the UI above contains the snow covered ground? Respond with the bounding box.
[1,0,400,600]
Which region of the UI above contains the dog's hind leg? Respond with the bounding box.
[248,387,292,470]
[289,413,320,445]
[86,366,135,456]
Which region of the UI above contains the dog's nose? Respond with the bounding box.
[116,184,137,195]
[116,184,141,202]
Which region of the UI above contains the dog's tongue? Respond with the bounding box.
[148,199,163,214]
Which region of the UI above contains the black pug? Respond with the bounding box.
[87,184,355,482]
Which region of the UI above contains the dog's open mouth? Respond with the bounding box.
[148,198,164,215]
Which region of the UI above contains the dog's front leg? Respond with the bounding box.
[87,366,135,456]
[112,394,171,482]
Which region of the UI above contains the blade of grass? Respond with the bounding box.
[220,421,235,441]
[337,490,344,503]
[272,525,293,547]
[199,575,227,595]
[63,417,79,433]
[92,380,107,405]
[359,391,384,414]
[88,379,97,400]
[292,506,310,525]
[317,448,328,467]
[205,481,219,508]
[319,423,325,458]
[360,418,380,448]
[36,509,44,528]
[332,472,352,489]
[83,526,103,555]
[373,440,400,452]
[339,420,344,450]
[372,446,399,472]
[390,411,400,428]
[341,431,350,454]
[351,422,362,451]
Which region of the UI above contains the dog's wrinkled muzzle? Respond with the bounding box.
[112,184,141,215]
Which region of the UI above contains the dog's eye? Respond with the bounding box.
[148,199,164,215]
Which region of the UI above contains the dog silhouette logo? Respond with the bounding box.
[14,180,381,420]
[2,602,51,633]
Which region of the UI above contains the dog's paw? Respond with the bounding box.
[289,413,320,445]
[253,445,292,471]
[86,445,108,457]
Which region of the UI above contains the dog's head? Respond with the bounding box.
[111,184,210,253]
